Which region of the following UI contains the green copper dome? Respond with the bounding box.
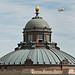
[0,48,75,65]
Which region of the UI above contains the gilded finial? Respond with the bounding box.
[35,5,39,11]
[34,5,40,18]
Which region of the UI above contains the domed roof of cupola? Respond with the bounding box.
[25,6,49,29]
[25,18,49,29]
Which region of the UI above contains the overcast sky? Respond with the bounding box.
[0,0,75,58]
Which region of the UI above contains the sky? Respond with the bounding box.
[0,0,75,58]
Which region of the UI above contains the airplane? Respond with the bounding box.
[58,8,66,12]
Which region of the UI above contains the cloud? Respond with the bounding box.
[0,39,19,58]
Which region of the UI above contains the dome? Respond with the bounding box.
[0,48,75,65]
[25,18,49,29]
[25,5,49,29]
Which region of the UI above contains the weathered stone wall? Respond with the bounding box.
[0,69,75,75]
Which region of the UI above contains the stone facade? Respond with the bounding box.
[0,69,75,75]
[0,65,75,75]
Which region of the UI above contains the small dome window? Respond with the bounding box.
[28,35,33,42]
[37,34,43,42]
[46,35,49,42]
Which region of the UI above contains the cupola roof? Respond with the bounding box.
[25,19,49,29]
